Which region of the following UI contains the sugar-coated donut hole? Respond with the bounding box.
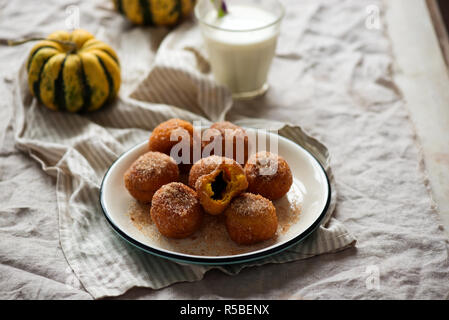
[244,151,293,200]
[150,182,203,239]
[225,193,278,245]
[149,118,194,172]
[123,151,179,203]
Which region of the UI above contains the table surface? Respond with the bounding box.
[386,0,449,238]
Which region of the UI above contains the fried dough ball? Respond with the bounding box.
[150,182,203,239]
[225,193,278,245]
[124,151,179,203]
[149,118,194,172]
[201,121,249,165]
[188,155,236,188]
[195,160,248,215]
[244,151,293,200]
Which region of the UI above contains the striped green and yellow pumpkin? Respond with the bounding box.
[27,29,120,113]
[113,0,195,26]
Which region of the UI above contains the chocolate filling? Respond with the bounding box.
[211,171,228,200]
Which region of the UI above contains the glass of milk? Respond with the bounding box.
[195,0,284,99]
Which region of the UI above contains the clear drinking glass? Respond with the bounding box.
[195,0,284,99]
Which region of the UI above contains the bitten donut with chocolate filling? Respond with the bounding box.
[201,121,249,165]
[148,118,194,172]
[244,151,293,200]
[124,151,179,203]
[150,182,203,239]
[225,193,278,245]
[194,159,248,215]
[188,155,233,188]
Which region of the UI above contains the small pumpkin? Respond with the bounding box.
[113,0,195,26]
[27,29,120,113]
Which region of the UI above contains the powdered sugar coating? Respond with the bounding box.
[132,152,177,180]
[153,182,198,216]
[124,151,179,203]
[150,182,203,238]
[224,193,278,245]
[149,118,194,173]
[227,193,274,217]
[149,118,193,154]
[244,151,293,200]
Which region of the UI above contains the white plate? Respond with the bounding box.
[100,129,331,265]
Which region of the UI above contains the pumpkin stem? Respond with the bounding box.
[1,37,78,52]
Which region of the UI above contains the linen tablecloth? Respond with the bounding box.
[1,0,449,299]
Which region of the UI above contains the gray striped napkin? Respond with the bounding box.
[12,22,356,298]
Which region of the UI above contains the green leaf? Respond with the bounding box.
[218,8,226,18]
[211,0,228,18]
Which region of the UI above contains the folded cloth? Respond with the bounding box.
[12,22,355,299]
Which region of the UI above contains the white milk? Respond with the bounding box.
[201,5,279,96]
